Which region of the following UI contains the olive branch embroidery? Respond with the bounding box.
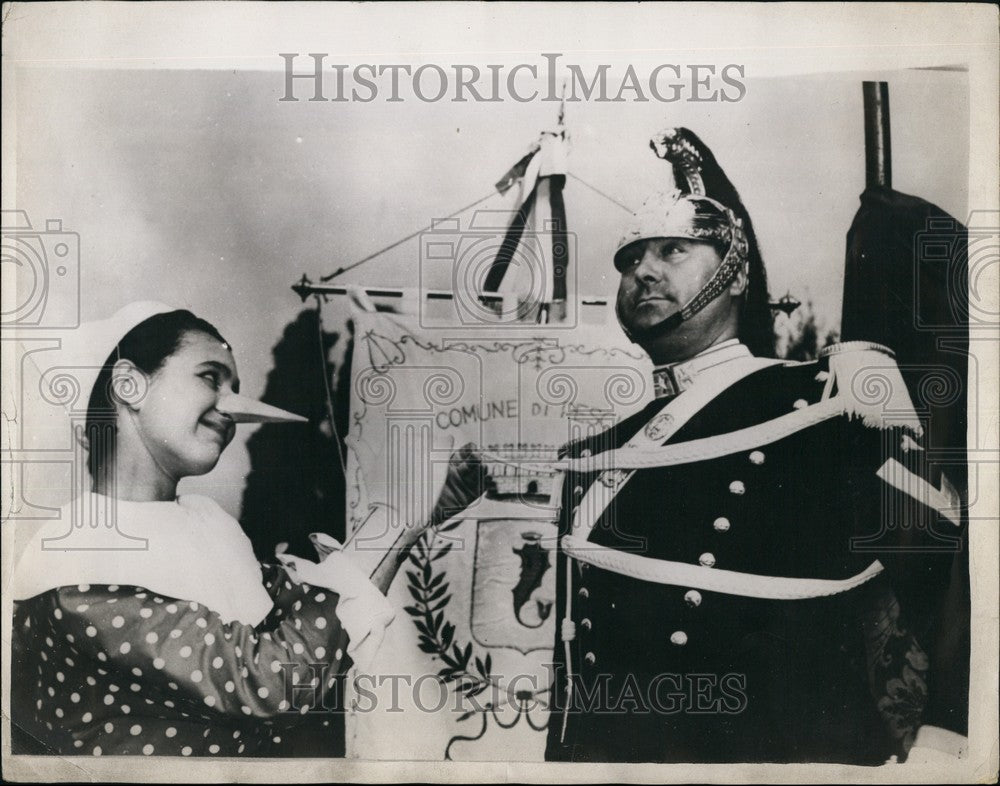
[403,526,493,700]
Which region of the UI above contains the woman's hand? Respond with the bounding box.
[426,442,490,530]
[347,442,489,593]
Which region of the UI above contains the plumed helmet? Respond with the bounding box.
[613,128,774,356]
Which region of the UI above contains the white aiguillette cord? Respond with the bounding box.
[478,394,847,478]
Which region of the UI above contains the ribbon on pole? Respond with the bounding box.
[485,129,570,309]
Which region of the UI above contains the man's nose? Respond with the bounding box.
[634,247,664,282]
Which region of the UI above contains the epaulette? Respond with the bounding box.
[818,341,923,436]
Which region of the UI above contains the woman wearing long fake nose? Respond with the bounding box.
[10,302,485,757]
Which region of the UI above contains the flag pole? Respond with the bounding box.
[862,82,892,188]
[290,277,609,308]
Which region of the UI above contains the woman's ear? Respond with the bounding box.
[109,359,150,411]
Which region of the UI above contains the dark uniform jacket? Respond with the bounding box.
[544,356,968,764]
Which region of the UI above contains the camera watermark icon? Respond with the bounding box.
[419,211,577,329]
[1,210,80,329]
[3,338,153,550]
[914,210,998,330]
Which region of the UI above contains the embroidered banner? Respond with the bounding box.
[343,306,651,760]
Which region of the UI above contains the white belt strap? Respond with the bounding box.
[562,396,845,474]
[481,390,844,479]
[571,356,786,539]
[561,534,885,600]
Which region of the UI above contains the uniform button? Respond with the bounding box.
[579,448,592,458]
[699,552,717,567]
[713,517,731,533]
[793,398,808,410]
[683,590,702,608]
[580,618,592,631]
[584,652,596,665]
[573,486,584,498]
[748,450,765,465]
[728,480,746,495]
[577,587,589,599]
[670,631,688,646]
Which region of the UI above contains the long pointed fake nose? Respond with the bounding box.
[216,393,308,424]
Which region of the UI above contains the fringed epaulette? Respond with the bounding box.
[818,341,923,437]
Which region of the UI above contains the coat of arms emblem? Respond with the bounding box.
[470,518,558,655]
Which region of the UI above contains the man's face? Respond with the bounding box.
[615,237,725,335]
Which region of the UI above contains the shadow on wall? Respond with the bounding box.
[238,309,355,758]
[240,309,353,562]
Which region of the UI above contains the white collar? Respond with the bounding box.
[10,493,273,625]
[650,339,751,399]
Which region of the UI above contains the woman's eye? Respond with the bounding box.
[199,372,221,390]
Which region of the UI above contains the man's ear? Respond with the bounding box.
[109,359,149,411]
[729,262,749,298]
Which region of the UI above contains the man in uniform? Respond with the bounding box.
[544,128,969,764]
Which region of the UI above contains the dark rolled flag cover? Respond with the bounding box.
[841,184,970,737]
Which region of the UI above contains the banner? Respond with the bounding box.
[343,305,652,760]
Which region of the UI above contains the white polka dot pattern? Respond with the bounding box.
[10,564,350,756]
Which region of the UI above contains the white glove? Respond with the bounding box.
[275,540,395,667]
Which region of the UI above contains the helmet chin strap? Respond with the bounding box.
[618,306,684,345]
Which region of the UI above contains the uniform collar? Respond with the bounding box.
[650,339,751,399]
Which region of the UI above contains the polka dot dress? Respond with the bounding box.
[11,565,351,756]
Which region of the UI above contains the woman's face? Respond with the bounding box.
[131,330,239,480]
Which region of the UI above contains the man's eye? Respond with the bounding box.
[620,250,642,268]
